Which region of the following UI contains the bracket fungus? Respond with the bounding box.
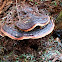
[0,2,55,40]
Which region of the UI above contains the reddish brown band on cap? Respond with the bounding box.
[1,2,50,32]
[14,2,50,32]
[1,20,54,40]
[15,16,50,32]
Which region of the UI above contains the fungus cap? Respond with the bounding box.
[0,2,55,40]
[1,20,54,40]
[15,3,50,32]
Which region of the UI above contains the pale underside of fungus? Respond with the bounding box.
[0,2,55,40]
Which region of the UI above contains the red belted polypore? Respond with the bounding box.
[0,2,55,40]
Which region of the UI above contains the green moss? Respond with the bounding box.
[56,11,62,22]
